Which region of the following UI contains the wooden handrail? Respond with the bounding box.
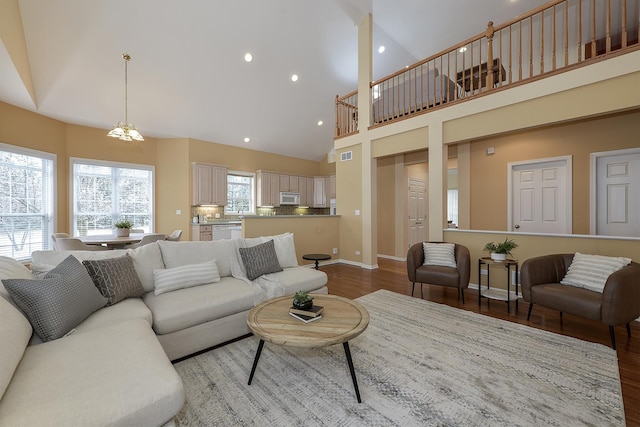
[337,0,639,136]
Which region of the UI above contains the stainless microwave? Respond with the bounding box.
[280,192,300,205]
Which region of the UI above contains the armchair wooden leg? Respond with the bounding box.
[460,288,465,304]
[420,283,424,299]
[526,303,533,321]
[411,282,416,297]
[626,323,631,338]
[609,325,617,350]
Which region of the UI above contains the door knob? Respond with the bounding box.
[514,224,520,229]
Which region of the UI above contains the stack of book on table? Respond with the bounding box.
[289,305,324,323]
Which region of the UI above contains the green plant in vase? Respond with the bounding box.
[114,219,133,237]
[292,290,314,310]
[484,238,518,261]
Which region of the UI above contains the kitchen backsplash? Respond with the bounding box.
[191,205,329,220]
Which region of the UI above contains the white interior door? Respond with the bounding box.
[408,178,427,246]
[593,149,640,237]
[509,156,572,234]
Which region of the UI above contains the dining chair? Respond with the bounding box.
[166,230,183,241]
[55,238,109,251]
[51,233,71,250]
[124,234,167,249]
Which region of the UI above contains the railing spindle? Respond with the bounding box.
[564,0,569,66]
[621,0,627,48]
[578,0,582,62]
[541,11,545,73]
[591,0,597,58]
[553,5,557,70]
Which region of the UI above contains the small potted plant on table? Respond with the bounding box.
[484,238,518,261]
[114,219,133,237]
[292,290,314,310]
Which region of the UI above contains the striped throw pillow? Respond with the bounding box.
[560,252,631,293]
[153,259,220,296]
[423,243,457,268]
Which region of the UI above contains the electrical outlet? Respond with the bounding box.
[175,209,181,215]
[355,250,361,256]
[481,269,488,275]
[332,248,338,255]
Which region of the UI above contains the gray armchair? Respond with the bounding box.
[407,242,471,303]
[521,253,640,349]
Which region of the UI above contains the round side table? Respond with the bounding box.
[302,253,331,270]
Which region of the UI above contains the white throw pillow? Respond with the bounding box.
[261,232,298,268]
[153,259,221,296]
[423,243,457,268]
[560,252,631,293]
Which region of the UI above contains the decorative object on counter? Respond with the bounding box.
[292,290,314,310]
[114,219,133,237]
[483,238,518,261]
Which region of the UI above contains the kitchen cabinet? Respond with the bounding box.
[298,176,308,206]
[289,175,299,192]
[192,225,212,241]
[306,177,314,206]
[279,174,290,192]
[192,163,228,206]
[313,176,326,208]
[257,171,281,207]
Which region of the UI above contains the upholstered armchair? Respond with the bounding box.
[406,242,471,303]
[521,253,640,349]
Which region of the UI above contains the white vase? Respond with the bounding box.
[117,228,130,237]
[491,252,506,261]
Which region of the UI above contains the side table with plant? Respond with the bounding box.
[484,238,518,261]
[114,219,133,237]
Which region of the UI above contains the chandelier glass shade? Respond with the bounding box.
[108,53,144,141]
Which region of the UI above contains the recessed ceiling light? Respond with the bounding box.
[291,74,299,82]
[378,45,385,54]
[459,46,468,53]
[244,137,250,143]
[317,120,323,126]
[244,53,253,62]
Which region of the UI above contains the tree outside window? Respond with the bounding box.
[72,159,153,235]
[0,144,55,260]
[225,173,255,215]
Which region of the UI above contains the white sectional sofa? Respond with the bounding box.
[0,233,328,426]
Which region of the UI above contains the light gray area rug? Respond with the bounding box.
[174,289,625,426]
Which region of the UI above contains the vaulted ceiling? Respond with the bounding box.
[0,0,548,160]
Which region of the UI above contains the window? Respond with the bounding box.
[0,143,55,260]
[225,172,255,215]
[71,158,154,236]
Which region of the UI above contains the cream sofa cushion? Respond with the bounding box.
[158,240,233,277]
[0,319,184,427]
[0,297,32,400]
[31,243,165,292]
[0,256,33,301]
[144,277,254,335]
[261,232,298,268]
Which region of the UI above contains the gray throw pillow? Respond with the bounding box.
[239,239,283,280]
[82,254,145,306]
[2,255,107,342]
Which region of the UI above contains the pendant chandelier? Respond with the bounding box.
[107,53,144,141]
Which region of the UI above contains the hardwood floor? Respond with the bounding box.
[322,258,640,426]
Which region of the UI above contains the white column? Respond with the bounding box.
[428,124,446,241]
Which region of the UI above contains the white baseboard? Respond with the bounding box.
[377,254,406,262]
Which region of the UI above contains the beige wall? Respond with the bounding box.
[243,216,340,266]
[467,110,640,234]
[0,102,333,241]
[445,229,640,290]
[337,145,363,263]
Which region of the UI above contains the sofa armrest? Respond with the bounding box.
[601,261,640,325]
[455,244,471,288]
[406,243,425,283]
[521,254,573,301]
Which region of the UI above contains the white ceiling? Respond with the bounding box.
[0,0,548,161]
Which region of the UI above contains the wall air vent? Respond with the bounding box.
[341,151,353,162]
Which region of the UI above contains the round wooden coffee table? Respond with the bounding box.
[246,294,370,402]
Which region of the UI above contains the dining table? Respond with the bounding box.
[79,233,148,249]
